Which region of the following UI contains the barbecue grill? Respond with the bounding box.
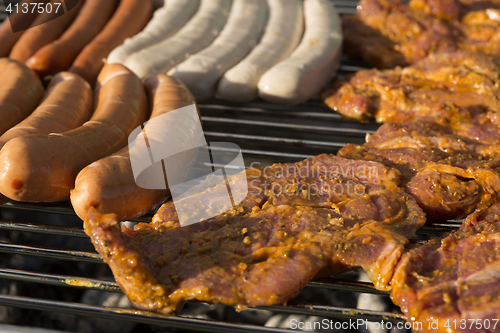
[0,1,462,332]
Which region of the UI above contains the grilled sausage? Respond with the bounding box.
[26,0,119,77]
[0,72,93,148]
[71,74,197,221]
[10,0,83,63]
[169,0,267,100]
[0,58,44,136]
[0,64,148,202]
[107,0,199,65]
[0,0,41,57]
[124,0,232,78]
[257,0,342,105]
[69,0,153,85]
[216,0,303,102]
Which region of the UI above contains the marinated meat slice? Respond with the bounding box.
[343,0,500,68]
[321,51,500,123]
[391,202,500,333]
[84,155,426,314]
[338,121,500,221]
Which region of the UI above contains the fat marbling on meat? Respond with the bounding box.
[339,119,500,221]
[84,154,425,314]
[391,201,500,333]
[342,0,500,69]
[322,51,500,123]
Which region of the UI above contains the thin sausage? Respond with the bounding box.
[10,0,83,63]
[71,74,197,221]
[169,0,267,101]
[0,0,41,57]
[216,0,303,102]
[258,0,342,105]
[26,0,119,77]
[0,58,44,136]
[69,0,153,85]
[0,64,148,202]
[0,71,93,149]
[107,0,199,65]
[124,0,232,78]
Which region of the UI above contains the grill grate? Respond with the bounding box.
[0,1,459,332]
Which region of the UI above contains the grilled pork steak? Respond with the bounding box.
[339,121,500,221]
[84,155,425,314]
[343,0,500,68]
[322,51,500,123]
[391,202,500,333]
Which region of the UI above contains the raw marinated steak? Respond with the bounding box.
[84,155,426,314]
[343,0,500,69]
[391,202,500,333]
[321,51,500,122]
[338,121,500,221]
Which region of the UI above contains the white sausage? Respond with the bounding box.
[258,0,342,105]
[168,0,267,101]
[124,0,233,78]
[107,0,200,65]
[216,0,303,102]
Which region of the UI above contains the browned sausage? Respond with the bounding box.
[0,58,44,135]
[69,0,153,85]
[0,71,93,149]
[10,0,83,63]
[0,0,41,57]
[26,0,119,77]
[71,74,197,221]
[0,63,148,202]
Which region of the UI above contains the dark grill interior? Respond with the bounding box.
[0,1,461,332]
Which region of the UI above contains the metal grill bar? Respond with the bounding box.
[0,243,102,263]
[262,304,405,323]
[0,266,388,296]
[201,116,375,136]
[204,131,346,149]
[0,294,294,333]
[0,220,87,238]
[0,0,454,331]
[0,268,121,293]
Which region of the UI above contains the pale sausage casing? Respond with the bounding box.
[107,0,200,65]
[124,0,232,78]
[0,58,44,136]
[0,64,148,202]
[258,0,343,105]
[170,0,267,101]
[71,74,197,221]
[216,0,303,102]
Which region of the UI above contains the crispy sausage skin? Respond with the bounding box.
[69,0,153,85]
[0,71,93,149]
[26,0,119,77]
[0,64,148,202]
[0,58,44,135]
[10,0,83,63]
[71,74,197,221]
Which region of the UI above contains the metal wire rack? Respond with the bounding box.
[0,1,460,332]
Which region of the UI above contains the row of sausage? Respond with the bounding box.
[0,58,194,222]
[0,0,343,105]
